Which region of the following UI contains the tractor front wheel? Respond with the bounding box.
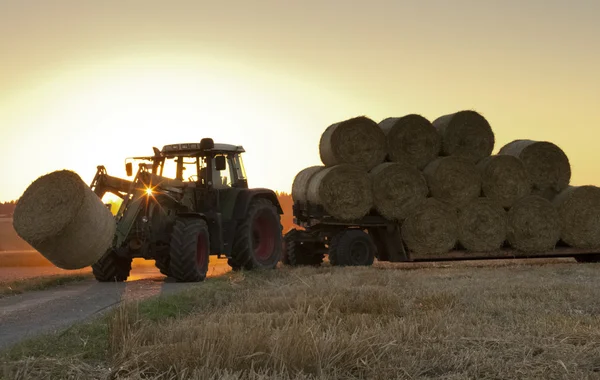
[92,250,132,282]
[169,217,210,282]
[231,198,282,270]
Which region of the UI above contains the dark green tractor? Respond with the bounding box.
[90,138,283,282]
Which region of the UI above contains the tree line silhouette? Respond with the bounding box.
[0,201,16,216]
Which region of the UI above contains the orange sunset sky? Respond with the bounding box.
[1,1,599,202]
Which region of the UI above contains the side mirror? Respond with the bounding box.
[125,162,133,177]
[215,156,226,171]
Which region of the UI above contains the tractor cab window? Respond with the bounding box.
[231,154,247,181]
[212,154,232,188]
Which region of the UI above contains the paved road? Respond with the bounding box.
[0,258,231,350]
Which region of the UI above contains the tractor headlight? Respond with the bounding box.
[145,187,153,196]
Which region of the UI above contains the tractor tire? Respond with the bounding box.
[283,237,325,267]
[154,255,171,277]
[169,217,210,282]
[92,250,132,282]
[329,229,375,267]
[231,198,282,270]
[574,254,600,263]
[227,258,242,271]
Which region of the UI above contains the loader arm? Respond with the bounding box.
[91,166,133,199]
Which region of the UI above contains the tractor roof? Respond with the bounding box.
[159,142,245,157]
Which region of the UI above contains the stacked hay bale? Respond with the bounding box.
[293,108,598,257]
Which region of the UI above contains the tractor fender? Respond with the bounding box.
[232,189,283,220]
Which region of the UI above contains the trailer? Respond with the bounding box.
[282,201,600,266]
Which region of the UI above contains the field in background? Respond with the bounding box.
[3,260,600,379]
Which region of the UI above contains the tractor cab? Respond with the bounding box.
[124,138,249,189]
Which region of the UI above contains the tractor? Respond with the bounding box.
[90,138,283,282]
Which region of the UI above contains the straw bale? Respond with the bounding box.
[423,156,481,208]
[477,155,532,208]
[401,198,458,255]
[291,166,324,203]
[457,198,507,252]
[306,164,372,221]
[13,170,116,269]
[498,139,571,198]
[379,114,441,169]
[553,185,600,248]
[506,195,560,252]
[319,116,386,171]
[433,110,495,163]
[370,162,428,221]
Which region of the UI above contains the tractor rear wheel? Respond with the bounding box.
[92,250,132,282]
[231,198,282,270]
[169,217,210,282]
[154,254,171,277]
[329,229,375,267]
[283,237,325,267]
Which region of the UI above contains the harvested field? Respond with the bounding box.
[498,139,571,198]
[507,195,561,252]
[13,170,115,270]
[554,185,600,248]
[319,116,387,171]
[306,164,372,221]
[423,156,481,208]
[433,110,495,163]
[401,198,457,254]
[477,155,532,208]
[370,162,428,221]
[4,261,600,379]
[457,198,507,252]
[379,114,441,169]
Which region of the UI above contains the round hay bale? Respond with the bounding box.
[553,186,600,248]
[433,110,495,163]
[305,164,372,221]
[457,198,507,252]
[477,155,532,208]
[370,162,428,221]
[498,140,571,197]
[379,114,441,169]
[319,116,387,171]
[423,156,481,208]
[13,170,116,270]
[291,166,324,203]
[401,198,458,255]
[506,195,560,252]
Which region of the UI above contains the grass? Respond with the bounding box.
[0,273,91,298]
[3,261,600,379]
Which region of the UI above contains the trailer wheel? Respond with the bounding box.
[231,198,283,270]
[92,249,132,282]
[329,229,375,267]
[169,217,210,282]
[284,239,325,267]
[574,254,600,263]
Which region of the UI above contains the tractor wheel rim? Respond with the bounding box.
[350,240,369,264]
[196,232,208,269]
[252,210,276,262]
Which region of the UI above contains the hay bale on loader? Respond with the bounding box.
[306,164,372,221]
[506,195,560,252]
[553,186,600,248]
[433,110,495,163]
[370,162,428,221]
[319,116,387,171]
[13,170,116,270]
[477,155,532,208]
[457,198,507,252]
[291,165,324,202]
[401,198,458,255]
[498,140,571,198]
[423,156,481,208]
[379,114,441,169]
